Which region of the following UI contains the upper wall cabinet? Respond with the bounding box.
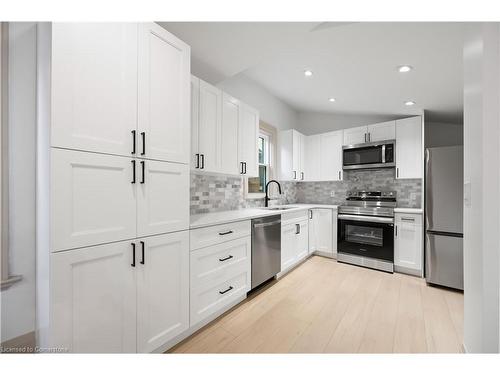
[342,121,395,145]
[304,135,321,181]
[302,131,343,182]
[51,23,190,164]
[191,75,259,177]
[368,121,396,142]
[396,116,423,179]
[51,23,138,156]
[278,129,305,181]
[137,23,190,164]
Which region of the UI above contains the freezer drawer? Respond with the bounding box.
[425,232,463,290]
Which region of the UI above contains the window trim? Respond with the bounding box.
[246,121,277,200]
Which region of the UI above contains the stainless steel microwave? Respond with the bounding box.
[342,140,395,170]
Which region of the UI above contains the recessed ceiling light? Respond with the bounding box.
[398,65,413,73]
[328,98,336,102]
[404,100,416,106]
[304,70,313,77]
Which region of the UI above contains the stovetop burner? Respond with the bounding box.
[339,190,397,217]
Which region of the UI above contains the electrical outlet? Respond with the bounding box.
[330,191,335,198]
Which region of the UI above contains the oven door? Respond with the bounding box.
[342,142,395,170]
[337,215,394,262]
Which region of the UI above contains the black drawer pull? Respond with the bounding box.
[140,161,145,184]
[140,132,145,155]
[218,230,233,236]
[140,241,145,265]
[219,255,233,262]
[131,243,136,267]
[131,160,136,184]
[219,286,233,295]
[131,130,136,155]
[200,154,205,169]
[195,153,200,169]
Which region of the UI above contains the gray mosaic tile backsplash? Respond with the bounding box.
[190,172,297,215]
[190,168,422,215]
[296,169,422,208]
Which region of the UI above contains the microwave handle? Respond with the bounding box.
[382,144,386,163]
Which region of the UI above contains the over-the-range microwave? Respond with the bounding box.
[342,140,395,170]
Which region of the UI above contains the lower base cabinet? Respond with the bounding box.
[308,208,337,257]
[394,213,423,276]
[51,231,189,353]
[281,213,309,272]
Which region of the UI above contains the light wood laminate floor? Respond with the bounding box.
[169,256,464,353]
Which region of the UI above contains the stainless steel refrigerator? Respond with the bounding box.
[425,146,464,290]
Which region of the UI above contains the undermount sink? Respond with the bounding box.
[264,206,297,211]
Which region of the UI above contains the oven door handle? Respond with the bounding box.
[338,214,394,224]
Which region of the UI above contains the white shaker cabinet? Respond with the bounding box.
[136,231,189,353]
[281,215,309,272]
[51,23,138,157]
[137,23,190,164]
[320,130,343,181]
[238,103,259,177]
[278,129,305,181]
[343,125,368,145]
[368,120,396,142]
[51,240,138,353]
[394,213,423,276]
[219,93,240,175]
[51,148,137,252]
[396,116,423,179]
[308,209,335,257]
[136,160,189,237]
[304,135,321,181]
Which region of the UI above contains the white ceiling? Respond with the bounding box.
[160,22,465,123]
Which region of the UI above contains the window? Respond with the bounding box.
[247,122,277,199]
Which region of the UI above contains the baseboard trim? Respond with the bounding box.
[1,331,36,353]
[313,250,336,259]
[394,265,423,278]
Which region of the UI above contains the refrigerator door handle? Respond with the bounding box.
[425,149,432,230]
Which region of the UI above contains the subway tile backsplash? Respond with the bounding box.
[190,168,422,215]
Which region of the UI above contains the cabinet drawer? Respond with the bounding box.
[190,269,250,326]
[190,237,251,289]
[282,210,309,225]
[395,213,422,226]
[190,220,251,250]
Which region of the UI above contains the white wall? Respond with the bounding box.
[0,22,37,343]
[463,22,500,353]
[216,73,298,131]
[425,121,463,148]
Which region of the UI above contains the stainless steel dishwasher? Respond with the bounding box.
[251,215,281,289]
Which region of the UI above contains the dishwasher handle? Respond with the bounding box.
[253,220,281,228]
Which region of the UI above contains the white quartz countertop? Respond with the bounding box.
[190,204,338,229]
[394,207,424,214]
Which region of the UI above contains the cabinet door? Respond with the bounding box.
[311,209,333,254]
[51,149,137,252]
[51,241,137,353]
[191,75,200,169]
[305,135,321,181]
[296,220,309,260]
[278,130,294,181]
[395,216,423,273]
[368,120,396,142]
[281,223,297,270]
[292,130,301,180]
[299,133,306,181]
[137,160,189,237]
[343,125,367,145]
[220,93,240,175]
[198,79,222,173]
[396,116,423,179]
[239,104,259,177]
[320,130,343,181]
[138,23,190,164]
[51,23,137,156]
[137,231,189,353]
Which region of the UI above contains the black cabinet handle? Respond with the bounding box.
[219,230,233,236]
[293,171,297,179]
[131,160,136,184]
[195,154,200,169]
[338,170,341,180]
[364,133,367,143]
[396,168,399,178]
[301,172,304,180]
[140,241,145,265]
[140,132,145,155]
[131,130,136,155]
[219,255,233,262]
[295,223,300,234]
[131,243,136,267]
[244,162,247,174]
[309,210,313,219]
[240,162,244,174]
[395,225,398,237]
[200,154,205,169]
[219,286,233,295]
[140,161,145,184]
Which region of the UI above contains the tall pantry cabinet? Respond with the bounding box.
[37,23,191,353]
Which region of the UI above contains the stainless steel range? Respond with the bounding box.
[337,191,396,273]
